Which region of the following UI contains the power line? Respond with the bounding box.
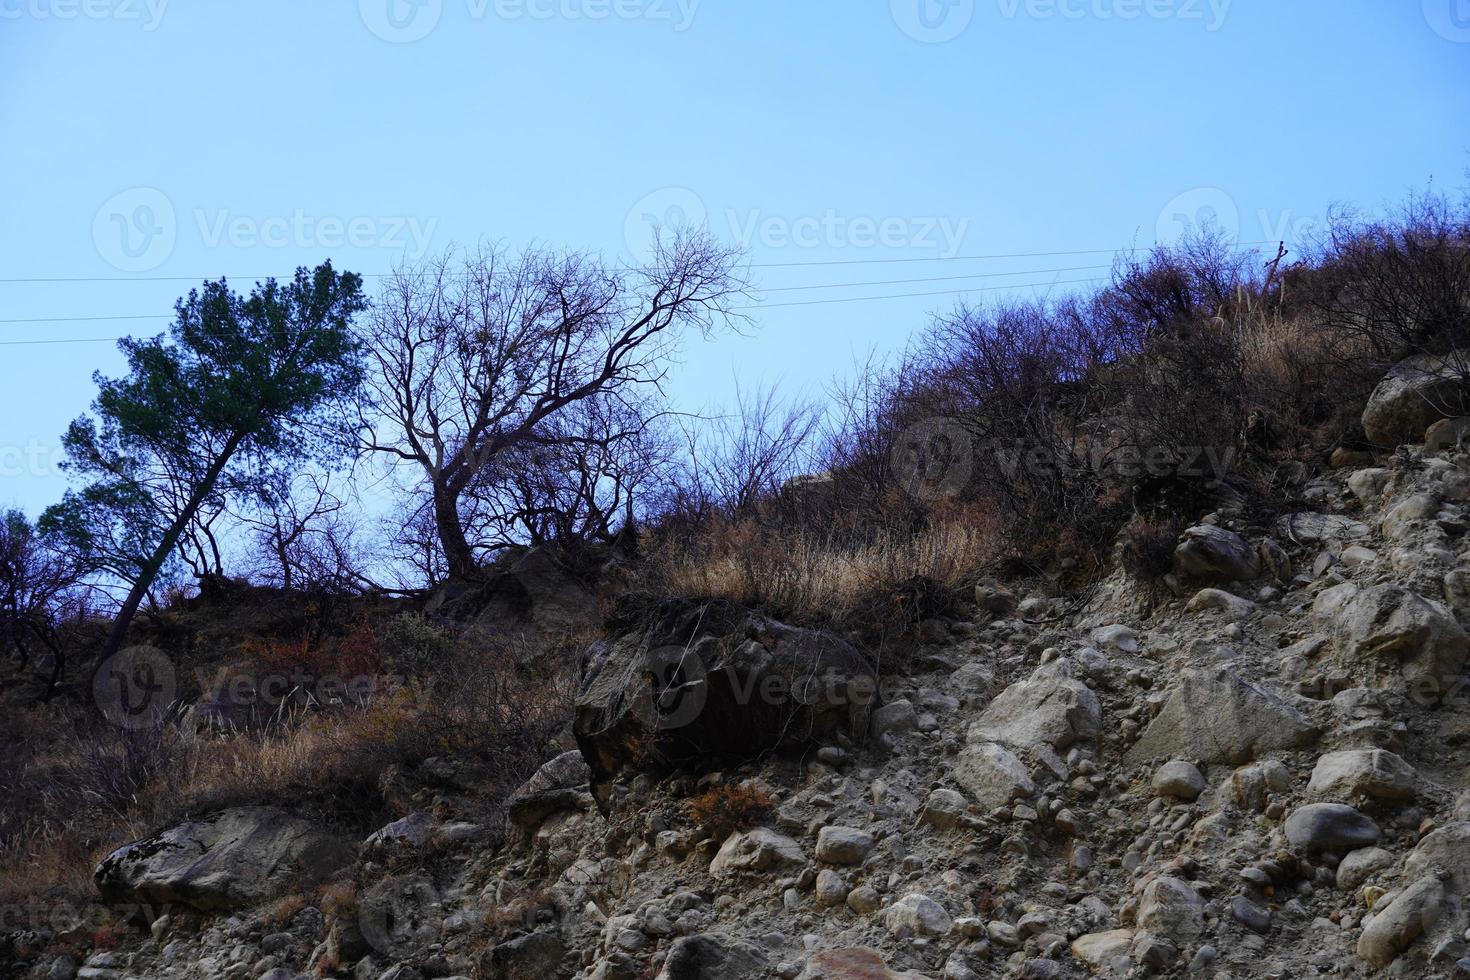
[756,263,1111,293]
[0,263,1116,326]
[0,274,1111,346]
[0,241,1280,284]
[752,277,1107,309]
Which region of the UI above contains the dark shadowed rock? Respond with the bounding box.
[506,750,592,831]
[94,807,354,911]
[656,933,769,979]
[1174,524,1261,583]
[1284,803,1380,853]
[574,599,875,809]
[483,930,568,979]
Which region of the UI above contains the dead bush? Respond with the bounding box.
[686,783,775,842]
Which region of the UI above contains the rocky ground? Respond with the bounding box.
[15,368,1470,979]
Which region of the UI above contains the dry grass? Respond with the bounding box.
[0,616,577,913]
[645,506,1000,633]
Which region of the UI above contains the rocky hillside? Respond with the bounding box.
[12,355,1470,979]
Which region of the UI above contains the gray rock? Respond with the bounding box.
[657,933,769,980]
[1151,760,1206,800]
[506,750,591,830]
[953,742,1036,809]
[708,828,804,877]
[1332,584,1469,698]
[1308,749,1417,801]
[1175,525,1261,583]
[1283,803,1380,853]
[1362,351,1469,447]
[1357,876,1447,967]
[1124,669,1317,765]
[968,662,1100,753]
[94,806,354,911]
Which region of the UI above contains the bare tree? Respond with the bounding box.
[669,381,823,520]
[361,232,745,579]
[0,510,85,699]
[242,472,369,593]
[465,391,677,550]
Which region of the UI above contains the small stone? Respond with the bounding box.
[1152,760,1206,800]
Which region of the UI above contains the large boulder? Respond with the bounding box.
[1173,525,1261,583]
[94,807,354,911]
[1332,584,1469,698]
[574,600,875,809]
[1362,352,1469,448]
[1123,668,1317,765]
[967,662,1100,754]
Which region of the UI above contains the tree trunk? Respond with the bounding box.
[433,486,478,581]
[97,431,246,665]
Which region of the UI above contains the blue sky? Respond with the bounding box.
[1,0,1467,518]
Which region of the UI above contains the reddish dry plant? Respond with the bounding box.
[686,784,776,842]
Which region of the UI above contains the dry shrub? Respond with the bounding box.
[482,884,555,939]
[0,613,575,912]
[686,784,775,842]
[1120,514,1188,584]
[642,508,997,636]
